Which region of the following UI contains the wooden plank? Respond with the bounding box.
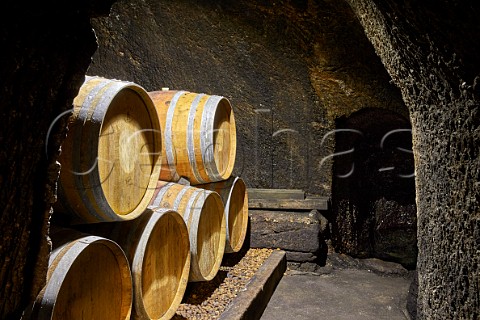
[248,198,329,211]
[219,250,287,320]
[247,188,305,200]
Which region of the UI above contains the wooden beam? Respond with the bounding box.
[248,198,328,211]
[247,189,305,200]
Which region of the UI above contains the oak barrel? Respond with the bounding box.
[26,229,133,320]
[151,182,226,281]
[79,207,191,320]
[148,90,236,184]
[198,176,249,253]
[57,76,162,223]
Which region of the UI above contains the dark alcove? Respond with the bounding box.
[331,108,417,269]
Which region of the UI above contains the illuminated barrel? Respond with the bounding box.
[148,90,236,184]
[151,181,226,281]
[197,176,248,253]
[57,76,162,223]
[79,208,190,320]
[26,228,133,320]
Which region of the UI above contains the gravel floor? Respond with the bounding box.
[173,248,274,320]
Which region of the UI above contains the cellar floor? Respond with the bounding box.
[172,243,413,320]
[261,266,413,319]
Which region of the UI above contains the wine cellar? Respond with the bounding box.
[0,0,478,319]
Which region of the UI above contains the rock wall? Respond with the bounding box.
[347,0,480,318]
[88,0,407,197]
[0,2,114,318]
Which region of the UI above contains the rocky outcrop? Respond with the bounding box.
[0,2,114,318]
[347,0,480,318]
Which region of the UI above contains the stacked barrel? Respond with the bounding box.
[27,76,249,320]
[148,90,249,280]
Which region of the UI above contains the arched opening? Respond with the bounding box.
[331,108,417,269]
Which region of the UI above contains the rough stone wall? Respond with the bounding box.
[0,2,113,318]
[347,0,480,318]
[88,0,407,197]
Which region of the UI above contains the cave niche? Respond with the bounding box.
[331,108,417,269]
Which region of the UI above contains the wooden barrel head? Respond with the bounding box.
[213,98,236,180]
[226,177,248,252]
[98,88,158,215]
[195,191,226,281]
[53,242,130,319]
[196,176,249,253]
[137,209,190,320]
[149,183,226,281]
[148,90,236,184]
[57,76,162,223]
[32,236,133,320]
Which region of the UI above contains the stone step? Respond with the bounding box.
[249,209,329,264]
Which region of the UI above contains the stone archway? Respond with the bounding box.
[331,108,417,269]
